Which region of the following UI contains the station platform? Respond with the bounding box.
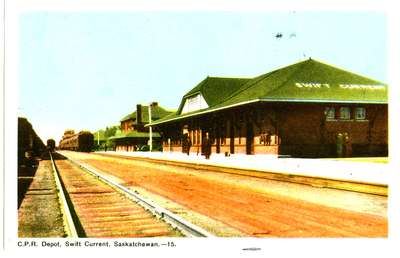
[95,151,389,187]
[18,159,66,237]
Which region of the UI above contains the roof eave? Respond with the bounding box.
[147,97,387,126]
[147,99,260,126]
[258,98,388,104]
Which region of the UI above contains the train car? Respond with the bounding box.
[46,139,56,152]
[18,117,45,165]
[59,130,94,152]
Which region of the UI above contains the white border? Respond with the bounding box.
[3,0,399,257]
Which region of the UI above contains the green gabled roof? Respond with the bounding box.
[216,58,387,108]
[108,131,160,140]
[149,59,387,126]
[177,76,251,113]
[120,105,173,123]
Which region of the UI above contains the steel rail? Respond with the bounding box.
[49,152,78,237]
[58,152,214,238]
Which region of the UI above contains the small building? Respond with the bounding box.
[110,102,173,151]
[149,59,388,157]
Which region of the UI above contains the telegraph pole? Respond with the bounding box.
[148,103,152,152]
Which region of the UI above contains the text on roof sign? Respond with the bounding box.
[295,83,330,88]
[295,83,385,90]
[339,84,385,90]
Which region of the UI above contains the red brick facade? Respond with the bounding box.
[158,102,387,157]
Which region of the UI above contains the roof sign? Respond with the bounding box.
[295,83,330,88]
[295,83,385,90]
[339,84,385,90]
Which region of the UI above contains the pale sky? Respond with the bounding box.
[18,11,387,143]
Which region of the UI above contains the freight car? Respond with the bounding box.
[59,130,94,152]
[47,139,56,152]
[18,117,45,166]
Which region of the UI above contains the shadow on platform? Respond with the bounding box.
[17,151,67,208]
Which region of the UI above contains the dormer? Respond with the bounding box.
[181,93,209,114]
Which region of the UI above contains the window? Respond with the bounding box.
[339,107,351,120]
[355,107,366,120]
[325,107,335,120]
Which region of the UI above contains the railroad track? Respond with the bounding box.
[50,152,212,238]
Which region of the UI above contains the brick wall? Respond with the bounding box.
[159,103,387,157]
[277,103,388,157]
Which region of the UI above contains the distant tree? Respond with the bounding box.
[104,125,119,138]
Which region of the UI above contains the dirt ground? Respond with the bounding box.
[61,151,387,237]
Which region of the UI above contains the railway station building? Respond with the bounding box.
[148,59,388,157]
[111,102,172,151]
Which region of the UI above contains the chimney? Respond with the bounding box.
[136,104,142,124]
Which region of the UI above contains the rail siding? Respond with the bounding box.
[57,151,214,238]
[50,152,79,237]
